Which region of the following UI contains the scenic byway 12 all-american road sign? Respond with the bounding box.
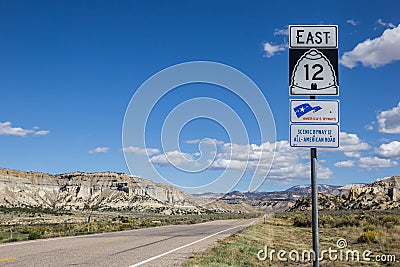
[290,124,339,148]
[290,100,339,123]
[289,25,338,96]
[289,99,340,148]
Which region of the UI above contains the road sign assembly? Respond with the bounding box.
[288,25,340,267]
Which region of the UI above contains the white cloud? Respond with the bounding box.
[88,147,109,154]
[347,19,358,26]
[344,151,361,158]
[334,160,354,168]
[375,141,400,159]
[359,156,398,169]
[263,42,287,57]
[338,132,370,152]
[202,138,225,145]
[217,142,276,163]
[186,138,225,145]
[150,140,333,181]
[340,24,400,68]
[0,121,49,137]
[377,102,400,133]
[380,138,391,143]
[268,161,332,180]
[185,139,200,144]
[34,130,50,136]
[122,146,160,156]
[0,121,33,136]
[211,158,248,170]
[215,140,329,179]
[273,28,289,36]
[376,19,395,29]
[365,124,374,131]
[150,150,197,166]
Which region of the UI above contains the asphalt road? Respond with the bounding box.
[0,219,257,267]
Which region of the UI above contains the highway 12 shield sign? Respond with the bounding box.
[289,25,338,96]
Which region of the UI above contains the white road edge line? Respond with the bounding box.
[129,219,257,267]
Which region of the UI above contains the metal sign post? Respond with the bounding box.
[310,96,319,267]
[289,25,339,267]
[311,146,318,265]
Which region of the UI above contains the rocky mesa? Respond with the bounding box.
[0,168,201,212]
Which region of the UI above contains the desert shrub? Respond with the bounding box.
[28,232,42,240]
[120,216,130,223]
[363,214,381,226]
[19,227,30,234]
[139,220,149,227]
[382,215,400,225]
[331,214,360,228]
[184,220,196,225]
[384,222,395,229]
[293,215,311,227]
[363,224,376,232]
[357,230,379,243]
[319,215,334,227]
[116,223,132,231]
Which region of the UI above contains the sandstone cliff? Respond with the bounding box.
[0,168,200,212]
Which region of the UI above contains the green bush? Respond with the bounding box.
[293,215,311,227]
[28,232,42,240]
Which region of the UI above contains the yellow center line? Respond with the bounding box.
[0,256,17,263]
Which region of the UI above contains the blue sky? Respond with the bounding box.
[1,1,400,193]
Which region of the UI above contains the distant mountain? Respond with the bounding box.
[195,186,334,213]
[286,184,341,194]
[195,183,378,213]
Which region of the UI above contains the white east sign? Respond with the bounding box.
[290,124,339,148]
[290,100,339,123]
[290,25,338,48]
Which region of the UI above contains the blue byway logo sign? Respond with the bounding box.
[290,100,339,123]
[294,103,322,118]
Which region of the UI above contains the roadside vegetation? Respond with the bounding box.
[0,206,260,243]
[183,210,400,267]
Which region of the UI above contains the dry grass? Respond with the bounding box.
[0,206,260,243]
[182,211,400,267]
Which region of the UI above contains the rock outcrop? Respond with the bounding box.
[288,175,400,211]
[0,168,200,212]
